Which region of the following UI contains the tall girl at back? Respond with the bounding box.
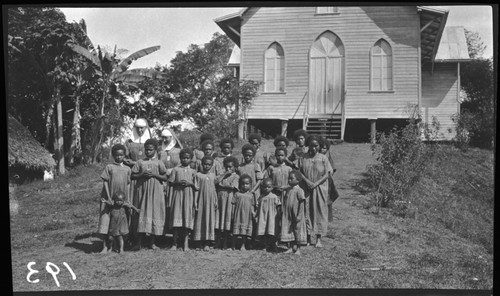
[231,174,257,251]
[248,133,272,171]
[298,135,333,248]
[130,139,168,250]
[289,129,308,163]
[98,144,131,253]
[215,156,240,249]
[192,133,216,169]
[193,156,218,251]
[237,144,263,194]
[168,148,197,251]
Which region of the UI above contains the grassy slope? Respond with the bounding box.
[9,141,493,290]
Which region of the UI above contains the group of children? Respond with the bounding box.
[97,128,338,255]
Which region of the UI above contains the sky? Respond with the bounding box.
[59,5,495,70]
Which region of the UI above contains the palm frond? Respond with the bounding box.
[117,45,161,72]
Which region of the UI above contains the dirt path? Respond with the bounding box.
[11,143,493,290]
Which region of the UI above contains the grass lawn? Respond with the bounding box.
[9,141,493,291]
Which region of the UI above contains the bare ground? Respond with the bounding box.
[10,143,493,291]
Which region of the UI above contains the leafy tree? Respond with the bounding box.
[454,29,494,149]
[7,7,87,174]
[164,32,261,138]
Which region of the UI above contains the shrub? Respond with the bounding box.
[177,129,203,150]
[367,111,441,212]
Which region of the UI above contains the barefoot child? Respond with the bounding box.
[215,156,240,249]
[98,144,131,253]
[193,156,218,251]
[169,148,197,251]
[131,139,168,250]
[101,191,140,253]
[280,171,307,255]
[231,174,257,251]
[256,178,281,252]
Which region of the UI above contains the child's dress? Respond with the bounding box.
[195,157,224,176]
[280,185,307,245]
[132,157,167,236]
[215,172,239,232]
[232,191,257,237]
[264,162,293,201]
[169,165,197,230]
[108,205,129,236]
[257,192,281,236]
[98,162,131,235]
[193,172,218,241]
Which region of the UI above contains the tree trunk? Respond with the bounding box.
[56,89,65,175]
[44,104,54,150]
[68,96,82,167]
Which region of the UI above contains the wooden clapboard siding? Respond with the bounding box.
[240,6,421,120]
[421,63,459,140]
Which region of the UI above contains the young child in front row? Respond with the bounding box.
[130,139,168,250]
[231,174,257,251]
[256,178,281,252]
[215,156,240,249]
[193,156,218,251]
[101,191,140,253]
[168,148,197,251]
[280,171,307,255]
[98,144,131,253]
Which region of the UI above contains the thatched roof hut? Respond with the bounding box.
[8,114,55,180]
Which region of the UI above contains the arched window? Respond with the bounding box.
[371,39,393,91]
[264,43,285,92]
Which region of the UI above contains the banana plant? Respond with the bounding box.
[68,19,166,163]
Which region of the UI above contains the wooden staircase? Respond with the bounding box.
[305,114,342,140]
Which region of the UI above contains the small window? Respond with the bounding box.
[264,43,285,92]
[316,7,339,14]
[371,39,393,91]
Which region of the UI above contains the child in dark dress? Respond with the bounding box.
[101,191,140,253]
[231,174,257,251]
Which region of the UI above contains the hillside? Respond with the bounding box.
[9,141,493,291]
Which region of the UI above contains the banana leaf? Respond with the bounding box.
[112,68,167,83]
[70,44,101,68]
[117,45,161,72]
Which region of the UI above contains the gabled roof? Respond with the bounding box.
[434,26,471,62]
[215,6,451,64]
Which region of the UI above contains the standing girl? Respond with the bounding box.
[256,178,281,252]
[193,156,218,251]
[319,137,339,222]
[101,191,140,253]
[214,138,234,169]
[280,171,307,255]
[298,135,333,248]
[289,129,308,163]
[123,118,153,244]
[98,144,131,253]
[215,156,240,249]
[237,144,263,194]
[158,128,183,234]
[247,133,272,171]
[192,133,216,169]
[131,139,168,250]
[231,174,257,251]
[168,148,197,251]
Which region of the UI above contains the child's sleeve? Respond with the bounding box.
[158,160,167,176]
[100,165,110,181]
[168,167,177,183]
[131,160,141,174]
[231,174,240,190]
[298,188,306,201]
[255,163,263,180]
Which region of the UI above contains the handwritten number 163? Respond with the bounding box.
[27,262,76,287]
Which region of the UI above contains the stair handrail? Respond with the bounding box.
[291,91,308,120]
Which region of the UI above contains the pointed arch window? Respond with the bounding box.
[264,43,285,92]
[371,39,393,91]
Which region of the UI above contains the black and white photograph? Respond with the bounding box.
[6,3,495,293]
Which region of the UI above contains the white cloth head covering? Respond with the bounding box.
[161,129,173,137]
[134,118,148,127]
[131,118,151,143]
